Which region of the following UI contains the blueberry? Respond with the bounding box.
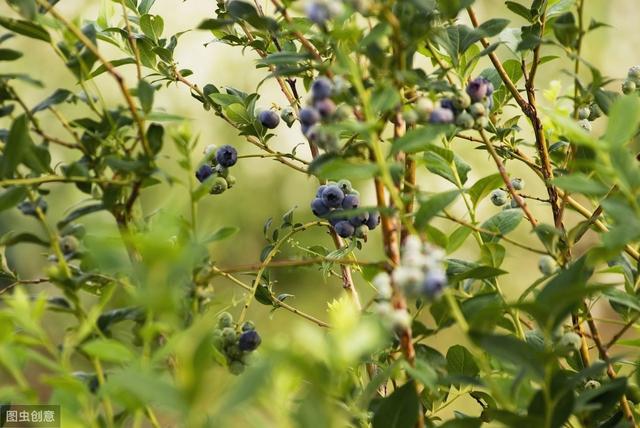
[321,185,344,208]
[577,106,590,120]
[466,77,490,102]
[484,95,494,111]
[222,327,236,344]
[217,312,234,328]
[588,102,602,121]
[354,225,368,239]
[210,177,228,194]
[578,119,592,132]
[241,321,255,332]
[469,102,486,118]
[474,115,489,130]
[18,198,47,217]
[337,179,353,194]
[453,93,471,110]
[538,255,557,276]
[556,332,581,355]
[259,110,280,129]
[421,269,447,298]
[429,107,454,124]
[455,111,474,129]
[328,209,347,227]
[334,220,355,238]
[414,97,434,121]
[195,164,214,182]
[585,380,601,390]
[215,145,238,167]
[229,360,245,375]
[628,65,640,82]
[299,107,321,126]
[349,212,369,227]
[305,1,330,25]
[366,211,380,229]
[280,106,296,127]
[238,330,261,352]
[490,189,507,206]
[440,98,456,112]
[511,178,524,190]
[341,194,359,210]
[61,235,79,255]
[311,198,331,217]
[311,76,333,100]
[225,175,237,188]
[314,98,336,118]
[316,184,327,198]
[402,109,418,125]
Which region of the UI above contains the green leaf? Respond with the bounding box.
[203,227,239,243]
[468,173,503,206]
[390,125,450,155]
[1,115,31,177]
[479,209,522,242]
[146,123,164,154]
[423,146,471,185]
[371,86,400,115]
[82,339,134,363]
[437,0,474,19]
[603,95,640,146]
[0,231,49,247]
[309,154,379,181]
[138,80,155,114]
[0,186,27,212]
[450,266,507,282]
[0,17,50,42]
[372,381,419,428]
[32,89,72,113]
[470,332,547,378]
[552,174,609,196]
[414,190,460,230]
[446,345,479,378]
[602,288,640,313]
[0,48,23,61]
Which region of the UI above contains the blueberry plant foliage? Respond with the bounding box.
[1,0,640,426]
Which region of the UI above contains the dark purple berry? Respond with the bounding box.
[429,108,454,124]
[311,198,331,217]
[311,76,333,100]
[259,110,280,129]
[322,185,344,208]
[349,212,369,227]
[314,98,336,119]
[334,220,355,238]
[466,77,490,102]
[215,145,238,167]
[299,107,321,126]
[238,330,261,352]
[421,269,447,298]
[366,211,380,229]
[440,98,456,111]
[195,164,214,182]
[342,194,359,210]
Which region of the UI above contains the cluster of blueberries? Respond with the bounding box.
[622,65,640,96]
[213,312,262,375]
[402,76,495,130]
[195,144,238,194]
[310,179,380,239]
[489,178,525,209]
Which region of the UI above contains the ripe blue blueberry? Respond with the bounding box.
[311,76,333,100]
[311,198,331,217]
[316,184,327,198]
[466,77,490,102]
[18,198,47,217]
[334,220,355,238]
[421,269,447,299]
[484,95,494,111]
[215,145,238,167]
[321,185,344,208]
[342,194,359,210]
[314,98,336,118]
[259,110,280,129]
[440,98,456,112]
[349,212,369,227]
[429,107,454,124]
[195,164,214,183]
[366,211,380,229]
[299,107,321,126]
[238,330,262,352]
[305,1,330,25]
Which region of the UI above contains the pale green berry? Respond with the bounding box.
[453,93,471,110]
[402,109,418,125]
[490,189,508,206]
[61,235,79,255]
[588,102,602,121]
[217,311,233,328]
[585,380,601,390]
[622,79,637,95]
[414,97,434,121]
[221,327,236,344]
[556,332,581,355]
[229,360,245,375]
[474,115,489,129]
[538,255,557,276]
[578,119,592,133]
[511,178,524,190]
[577,106,590,120]
[628,65,640,83]
[469,102,486,118]
[280,106,296,128]
[455,111,474,129]
[210,177,228,194]
[225,175,237,188]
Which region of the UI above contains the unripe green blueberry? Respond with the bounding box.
[628,65,640,83]
[241,321,255,332]
[221,327,236,344]
[453,93,472,110]
[225,343,242,359]
[556,332,581,355]
[622,79,637,95]
[280,106,296,127]
[225,175,237,188]
[469,102,486,118]
[588,102,602,121]
[578,119,592,133]
[511,178,524,190]
[577,106,590,120]
[585,380,601,390]
[60,235,79,255]
[414,97,434,121]
[474,115,489,129]
[455,111,475,129]
[538,255,557,276]
[229,360,245,375]
[337,179,353,194]
[212,329,223,347]
[510,197,521,209]
[402,109,418,125]
[490,189,508,206]
[210,177,228,194]
[355,225,368,239]
[217,311,233,328]
[203,144,217,161]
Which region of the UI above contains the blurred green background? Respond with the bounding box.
[0,0,638,422]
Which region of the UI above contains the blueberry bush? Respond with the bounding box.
[1,0,640,427]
